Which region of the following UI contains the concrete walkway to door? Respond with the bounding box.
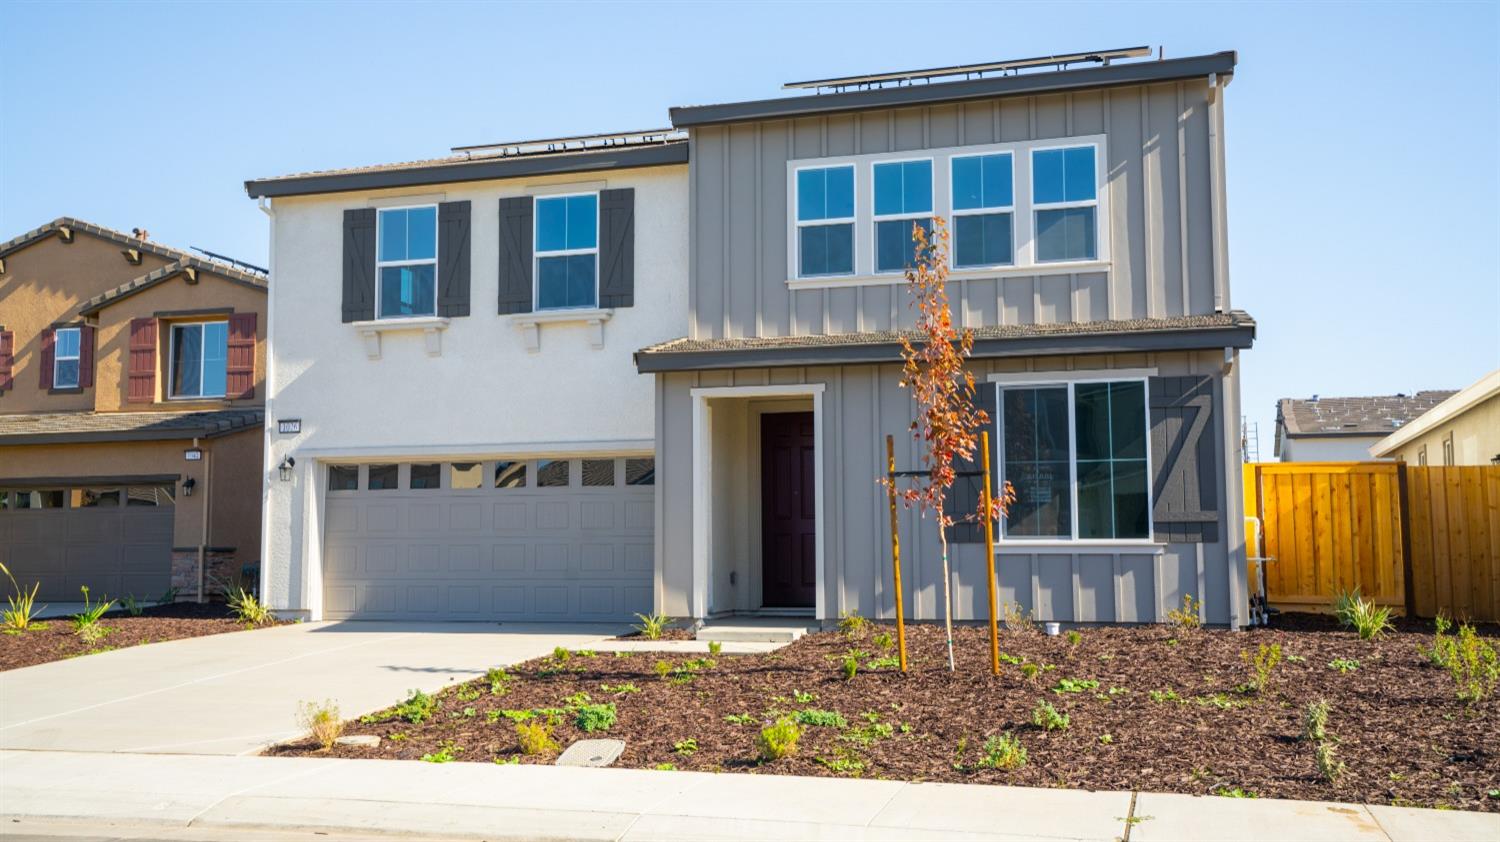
[0,621,621,756]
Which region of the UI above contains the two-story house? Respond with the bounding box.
[637,49,1256,628]
[245,133,688,621]
[0,218,267,602]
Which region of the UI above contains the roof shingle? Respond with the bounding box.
[1277,392,1457,439]
[0,409,263,446]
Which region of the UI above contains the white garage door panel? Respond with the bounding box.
[322,482,654,621]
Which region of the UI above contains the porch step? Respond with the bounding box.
[695,619,816,644]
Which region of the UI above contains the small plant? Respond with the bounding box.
[975,732,1028,770]
[1065,629,1082,648]
[1002,601,1036,634]
[1029,700,1069,731]
[1304,700,1331,743]
[632,612,670,640]
[816,749,867,775]
[1215,787,1259,799]
[673,738,699,756]
[1420,613,1454,668]
[654,659,673,679]
[0,562,47,634]
[723,712,755,725]
[494,755,520,765]
[1149,689,1183,703]
[708,640,723,656]
[1315,739,1346,784]
[1240,642,1283,694]
[1328,658,1361,674]
[486,667,513,695]
[421,740,460,763]
[756,717,803,761]
[70,585,115,636]
[1099,733,1114,745]
[840,652,859,681]
[601,682,640,696]
[873,631,894,651]
[296,699,343,750]
[226,585,272,628]
[1332,588,1392,640]
[550,646,572,664]
[574,702,617,733]
[456,684,482,703]
[121,594,145,617]
[791,689,816,703]
[865,656,900,670]
[795,709,848,728]
[1166,593,1203,630]
[390,689,437,724]
[515,720,559,756]
[1051,677,1099,695]
[838,610,869,637]
[1020,662,1041,683]
[653,762,677,771]
[1445,623,1499,704]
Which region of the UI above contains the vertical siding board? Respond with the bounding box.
[1463,468,1491,620]
[727,125,759,338]
[1183,80,1216,314]
[1447,467,1472,618]
[761,121,790,337]
[695,127,727,339]
[962,102,995,144]
[1034,94,1067,138]
[1409,468,1435,616]
[1149,83,1184,317]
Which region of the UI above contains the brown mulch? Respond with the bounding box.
[0,602,286,671]
[268,614,1500,811]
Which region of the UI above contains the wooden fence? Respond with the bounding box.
[1244,462,1500,621]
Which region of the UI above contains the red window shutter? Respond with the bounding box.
[225,312,257,399]
[127,318,157,403]
[79,325,96,389]
[0,330,13,392]
[39,328,55,390]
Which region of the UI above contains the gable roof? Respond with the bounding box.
[1370,369,1500,458]
[1276,391,1457,443]
[77,256,268,317]
[0,216,198,266]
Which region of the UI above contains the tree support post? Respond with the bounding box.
[885,435,908,673]
[981,430,999,675]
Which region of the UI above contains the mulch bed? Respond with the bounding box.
[269,614,1500,812]
[0,602,285,671]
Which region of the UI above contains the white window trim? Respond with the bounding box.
[949,151,1016,271]
[52,326,81,389]
[533,191,601,312]
[167,321,228,400]
[791,163,857,279]
[375,204,439,320]
[783,135,1110,288]
[989,372,1155,547]
[871,157,934,275]
[1030,142,1102,265]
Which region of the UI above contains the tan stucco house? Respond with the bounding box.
[1370,369,1500,466]
[0,218,267,601]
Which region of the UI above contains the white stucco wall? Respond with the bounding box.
[260,164,688,615]
[1279,435,1387,463]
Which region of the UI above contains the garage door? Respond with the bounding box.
[0,485,175,601]
[322,457,654,621]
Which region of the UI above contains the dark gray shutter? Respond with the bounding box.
[341,208,377,323]
[598,188,635,308]
[948,381,998,544]
[1149,375,1220,543]
[497,197,533,315]
[437,201,471,317]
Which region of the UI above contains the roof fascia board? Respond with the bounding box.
[1371,369,1500,456]
[245,142,690,199]
[636,324,1254,373]
[78,260,267,317]
[0,218,188,266]
[670,52,1237,128]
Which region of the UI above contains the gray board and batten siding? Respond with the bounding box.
[682,55,1234,342]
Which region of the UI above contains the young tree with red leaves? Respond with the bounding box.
[887,218,1012,671]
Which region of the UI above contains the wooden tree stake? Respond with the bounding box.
[885,434,908,673]
[981,430,999,675]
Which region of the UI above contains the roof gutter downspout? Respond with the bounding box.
[1207,72,1231,313]
[256,197,276,605]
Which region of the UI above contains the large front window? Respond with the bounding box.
[872,159,933,273]
[535,193,598,310]
[376,206,437,318]
[53,327,81,389]
[796,165,855,277]
[1001,379,1149,541]
[951,153,1014,268]
[170,322,227,399]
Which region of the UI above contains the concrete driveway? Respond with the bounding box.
[0,621,620,756]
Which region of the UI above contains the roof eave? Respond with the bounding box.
[670,51,1237,128]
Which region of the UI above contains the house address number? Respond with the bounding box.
[277,419,302,435]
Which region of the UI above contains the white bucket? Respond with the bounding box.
[1044,622,1061,636]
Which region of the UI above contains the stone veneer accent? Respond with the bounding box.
[170,549,251,600]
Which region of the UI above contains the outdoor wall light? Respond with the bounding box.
[182,477,196,497]
[279,456,296,482]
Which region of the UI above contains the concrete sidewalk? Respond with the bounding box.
[0,621,619,755]
[1,750,1494,842]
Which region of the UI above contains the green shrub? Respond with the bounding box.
[1029,700,1069,731]
[865,656,900,670]
[1420,613,1454,667]
[70,585,114,633]
[486,667,513,695]
[722,712,755,725]
[1051,677,1099,695]
[1065,629,1082,648]
[421,740,460,763]
[795,709,847,728]
[1002,602,1036,634]
[873,631,894,651]
[296,699,343,750]
[632,612,670,640]
[0,562,46,634]
[1333,588,1392,640]
[1304,700,1331,743]
[1315,739,1345,784]
[841,652,859,681]
[654,659,673,679]
[673,738,698,756]
[975,732,1027,770]
[573,702,617,733]
[1166,593,1203,630]
[226,585,272,628]
[601,682,640,695]
[755,717,803,761]
[838,610,868,637]
[1328,658,1361,674]
[708,640,723,656]
[515,721,559,755]
[120,594,145,617]
[1241,643,1283,694]
[390,689,437,724]
[1446,623,1500,704]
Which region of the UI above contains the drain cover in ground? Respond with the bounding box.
[555,739,625,767]
[335,735,380,748]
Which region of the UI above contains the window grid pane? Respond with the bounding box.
[873,160,932,217]
[536,460,570,487]
[1074,382,1148,540]
[1001,387,1072,538]
[797,166,854,221]
[876,218,933,273]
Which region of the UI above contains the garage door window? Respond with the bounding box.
[495,461,527,489]
[328,466,359,492]
[625,458,655,486]
[450,463,482,489]
[12,490,64,509]
[410,464,441,490]
[72,489,121,508]
[582,459,615,487]
[367,464,398,490]
[125,485,175,506]
[537,460,570,487]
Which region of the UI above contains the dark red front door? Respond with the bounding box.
[761,411,815,608]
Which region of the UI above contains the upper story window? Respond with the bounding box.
[53,327,81,389]
[951,153,1014,268]
[377,206,438,318]
[170,321,227,399]
[535,193,598,310]
[1032,146,1098,263]
[872,159,933,274]
[1000,378,1149,542]
[795,165,855,277]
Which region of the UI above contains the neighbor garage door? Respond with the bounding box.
[0,485,175,601]
[322,457,654,621]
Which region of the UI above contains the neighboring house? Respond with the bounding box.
[1274,391,1455,462]
[245,133,688,621]
[0,218,267,601]
[249,48,1257,628]
[1370,370,1500,465]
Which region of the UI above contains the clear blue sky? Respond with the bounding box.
[4,0,1497,453]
